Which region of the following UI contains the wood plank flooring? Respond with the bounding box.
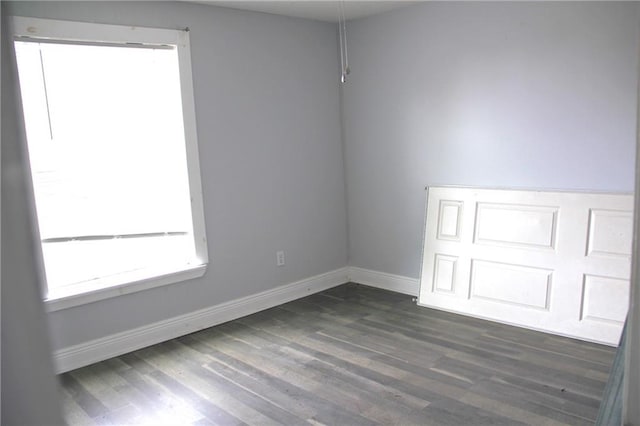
[58,283,616,425]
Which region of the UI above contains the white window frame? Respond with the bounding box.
[11,16,208,312]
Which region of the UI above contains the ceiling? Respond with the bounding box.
[190,1,420,23]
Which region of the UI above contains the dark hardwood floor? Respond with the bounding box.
[59,283,615,425]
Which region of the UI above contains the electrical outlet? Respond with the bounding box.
[276,250,285,266]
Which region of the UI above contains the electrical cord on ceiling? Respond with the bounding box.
[338,1,350,83]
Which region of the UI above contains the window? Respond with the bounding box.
[12,17,208,311]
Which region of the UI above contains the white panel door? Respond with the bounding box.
[418,186,633,345]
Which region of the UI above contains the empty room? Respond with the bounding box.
[2,1,639,425]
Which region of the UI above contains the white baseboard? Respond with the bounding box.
[54,267,349,373]
[53,266,420,373]
[348,267,419,297]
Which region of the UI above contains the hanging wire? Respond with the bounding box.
[341,1,350,78]
[338,2,345,82]
[338,0,350,83]
[338,5,344,82]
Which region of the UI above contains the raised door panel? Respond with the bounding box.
[586,209,633,259]
[469,260,552,311]
[474,203,558,250]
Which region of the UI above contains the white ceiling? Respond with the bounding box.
[190,1,420,23]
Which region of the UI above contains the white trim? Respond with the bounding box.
[11,16,183,46]
[53,267,349,373]
[348,266,419,296]
[11,16,209,307]
[178,28,208,266]
[45,264,206,312]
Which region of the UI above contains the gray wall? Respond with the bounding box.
[342,1,639,279]
[3,1,348,350]
[1,3,65,423]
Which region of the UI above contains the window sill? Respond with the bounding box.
[44,263,207,312]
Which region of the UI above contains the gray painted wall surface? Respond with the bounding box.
[342,2,639,279]
[3,1,348,350]
[625,44,640,424]
[1,3,65,423]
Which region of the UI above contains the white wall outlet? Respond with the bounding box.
[276,250,285,266]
